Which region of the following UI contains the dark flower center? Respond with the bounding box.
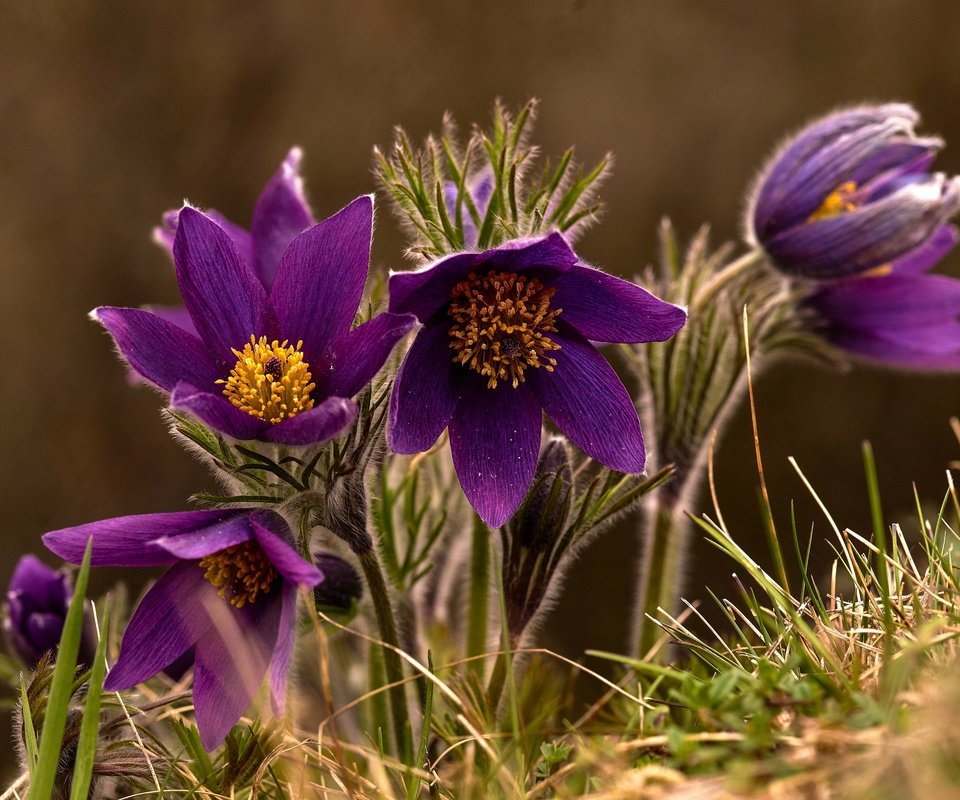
[199,540,278,608]
[447,270,562,389]
[217,335,315,423]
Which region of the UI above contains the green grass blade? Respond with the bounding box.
[20,675,38,775]
[69,600,111,800]
[31,537,93,800]
[406,651,435,800]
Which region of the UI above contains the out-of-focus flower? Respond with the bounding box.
[805,225,960,368]
[43,509,323,750]
[312,552,362,617]
[4,555,95,667]
[387,233,686,527]
[443,168,493,248]
[748,104,960,279]
[94,195,415,446]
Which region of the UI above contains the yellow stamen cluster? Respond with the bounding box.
[448,270,562,389]
[808,180,860,221]
[199,540,278,608]
[219,335,315,423]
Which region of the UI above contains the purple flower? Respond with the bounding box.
[94,192,415,446]
[312,552,362,615]
[387,234,686,527]
[748,104,960,279]
[805,225,960,368]
[43,509,322,751]
[4,555,95,667]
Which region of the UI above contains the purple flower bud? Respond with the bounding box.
[312,552,363,614]
[4,555,95,667]
[748,104,960,279]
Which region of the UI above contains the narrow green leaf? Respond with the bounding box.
[69,601,111,800]
[20,675,38,775]
[31,537,93,800]
[406,651,435,800]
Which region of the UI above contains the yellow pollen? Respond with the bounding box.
[808,180,860,222]
[448,270,562,390]
[860,263,894,278]
[218,335,315,423]
[199,540,278,608]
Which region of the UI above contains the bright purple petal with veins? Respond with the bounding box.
[270,195,372,360]
[389,233,578,322]
[261,396,357,445]
[448,381,542,528]
[154,208,253,271]
[388,322,461,453]
[174,207,272,363]
[388,251,481,321]
[192,591,281,750]
[104,561,214,690]
[141,304,199,337]
[249,511,323,587]
[152,513,252,559]
[93,307,221,392]
[268,584,298,714]
[528,325,645,473]
[252,148,314,290]
[43,510,242,567]
[551,265,687,343]
[892,224,959,275]
[170,383,266,441]
[317,312,416,399]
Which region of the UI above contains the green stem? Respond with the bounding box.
[632,487,691,660]
[692,249,766,308]
[358,547,412,763]
[466,515,490,678]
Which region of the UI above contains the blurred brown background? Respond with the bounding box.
[2,0,959,739]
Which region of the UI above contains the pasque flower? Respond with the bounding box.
[805,225,960,368]
[387,234,686,526]
[748,104,960,279]
[43,509,322,750]
[94,192,415,445]
[4,555,96,667]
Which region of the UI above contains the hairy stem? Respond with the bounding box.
[466,515,491,678]
[358,547,413,763]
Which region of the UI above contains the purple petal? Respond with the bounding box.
[251,148,315,290]
[104,561,214,690]
[261,396,357,445]
[174,207,272,364]
[152,512,252,559]
[92,307,221,392]
[170,383,266,441]
[448,381,542,528]
[249,511,323,587]
[25,613,64,654]
[267,583,298,714]
[154,208,254,271]
[829,322,960,369]
[527,325,645,473]
[192,591,281,750]
[316,312,416,399]
[551,265,687,343]
[892,224,959,275]
[43,510,243,567]
[389,233,578,322]
[270,195,373,360]
[9,556,67,608]
[812,273,960,328]
[764,175,960,278]
[388,322,461,453]
[141,304,199,337]
[752,105,921,238]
